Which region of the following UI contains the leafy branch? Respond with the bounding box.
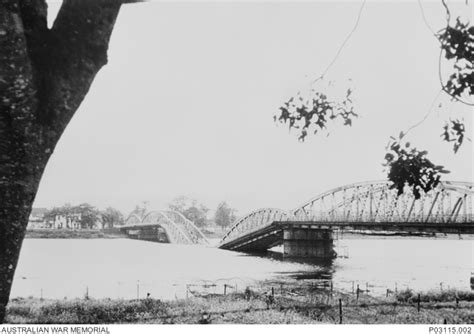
[441,119,466,153]
[383,134,450,199]
[274,1,366,141]
[437,15,473,105]
[274,84,357,141]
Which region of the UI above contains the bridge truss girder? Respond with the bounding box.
[123,210,209,245]
[219,208,289,246]
[292,180,473,224]
[219,180,473,247]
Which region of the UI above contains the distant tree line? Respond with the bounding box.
[214,201,238,230]
[166,196,210,227]
[128,197,238,229]
[168,197,238,229]
[44,204,124,229]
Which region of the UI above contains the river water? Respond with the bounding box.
[11,236,473,300]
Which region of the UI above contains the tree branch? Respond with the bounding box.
[0,0,39,152]
[37,0,123,144]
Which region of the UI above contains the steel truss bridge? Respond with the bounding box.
[219,180,474,252]
[120,210,209,245]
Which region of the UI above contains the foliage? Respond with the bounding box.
[6,286,474,324]
[384,13,473,198]
[101,207,124,228]
[131,202,148,218]
[7,298,166,324]
[168,196,189,213]
[383,134,449,199]
[182,206,208,227]
[437,17,474,101]
[274,81,357,141]
[396,288,474,303]
[169,196,209,227]
[43,204,73,222]
[273,8,472,202]
[214,202,237,229]
[441,119,465,153]
[44,203,101,229]
[77,203,101,229]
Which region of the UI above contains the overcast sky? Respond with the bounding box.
[34,0,473,216]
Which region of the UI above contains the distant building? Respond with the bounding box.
[27,207,102,230]
[51,213,82,229]
[27,208,48,229]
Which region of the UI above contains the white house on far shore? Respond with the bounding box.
[27,208,48,229]
[27,208,102,230]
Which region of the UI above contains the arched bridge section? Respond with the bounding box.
[120,210,209,245]
[292,180,473,224]
[219,180,474,256]
[219,208,289,251]
[124,213,142,226]
[161,210,209,245]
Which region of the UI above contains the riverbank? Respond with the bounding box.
[6,281,473,324]
[25,228,125,239]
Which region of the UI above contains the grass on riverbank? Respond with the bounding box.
[6,284,474,324]
[396,288,474,303]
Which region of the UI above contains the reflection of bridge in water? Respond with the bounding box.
[122,180,474,259]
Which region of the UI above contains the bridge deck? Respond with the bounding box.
[219,221,474,251]
[119,223,165,230]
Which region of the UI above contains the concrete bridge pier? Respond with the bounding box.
[283,227,336,259]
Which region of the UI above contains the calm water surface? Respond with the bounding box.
[11,237,473,300]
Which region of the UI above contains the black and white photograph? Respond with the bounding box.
[0,0,473,328]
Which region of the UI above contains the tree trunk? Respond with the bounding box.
[0,0,123,323]
[0,177,44,322]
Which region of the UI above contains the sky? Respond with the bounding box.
[34,0,473,216]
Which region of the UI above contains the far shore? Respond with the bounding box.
[24,228,224,240]
[24,228,126,239]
